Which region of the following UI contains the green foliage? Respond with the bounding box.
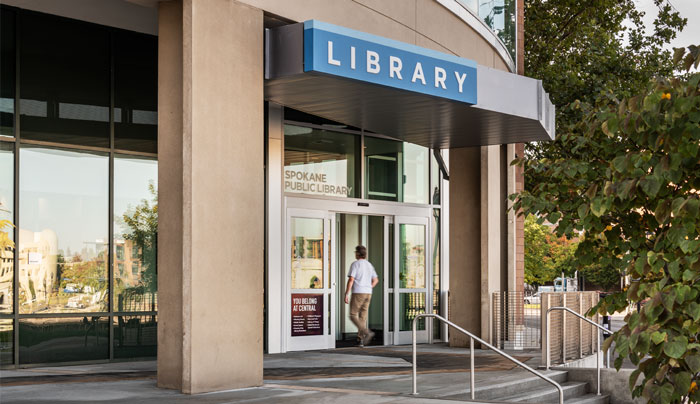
[0,219,14,253]
[119,182,158,299]
[60,259,106,294]
[512,45,700,402]
[524,214,576,286]
[525,215,621,289]
[525,0,686,163]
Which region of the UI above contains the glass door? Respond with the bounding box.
[287,208,335,351]
[393,216,430,345]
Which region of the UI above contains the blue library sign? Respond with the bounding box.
[303,20,477,105]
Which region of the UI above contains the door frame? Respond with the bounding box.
[393,215,431,345]
[285,196,433,351]
[286,208,335,351]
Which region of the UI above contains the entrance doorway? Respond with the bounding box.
[335,214,385,347]
[284,198,435,352]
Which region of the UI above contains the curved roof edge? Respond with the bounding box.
[435,0,516,73]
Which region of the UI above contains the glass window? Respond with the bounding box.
[402,143,429,204]
[365,137,429,204]
[20,12,110,147]
[399,224,426,289]
[432,209,441,339]
[113,315,156,358]
[365,137,400,201]
[431,150,441,205]
[284,125,359,198]
[19,146,108,314]
[290,217,324,289]
[399,292,426,331]
[0,143,13,313]
[0,9,15,137]
[479,0,516,60]
[114,30,157,153]
[114,155,157,312]
[19,317,108,364]
[0,318,11,364]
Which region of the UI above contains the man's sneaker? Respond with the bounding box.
[362,330,375,346]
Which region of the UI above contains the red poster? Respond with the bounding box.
[291,294,324,336]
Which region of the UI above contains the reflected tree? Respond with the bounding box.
[117,182,157,311]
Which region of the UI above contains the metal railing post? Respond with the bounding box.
[597,324,601,395]
[412,317,417,395]
[579,297,583,359]
[470,337,475,400]
[546,308,551,370]
[562,294,567,363]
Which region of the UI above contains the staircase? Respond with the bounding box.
[438,370,609,403]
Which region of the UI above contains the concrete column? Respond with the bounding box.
[157,0,184,391]
[481,145,502,344]
[158,0,264,394]
[448,147,481,347]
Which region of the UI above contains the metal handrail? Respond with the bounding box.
[546,306,615,396]
[412,313,564,404]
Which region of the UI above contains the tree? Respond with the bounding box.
[525,215,621,289]
[524,214,576,286]
[512,47,700,403]
[524,0,686,165]
[0,206,13,255]
[116,182,157,308]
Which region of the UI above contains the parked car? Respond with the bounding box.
[524,292,542,305]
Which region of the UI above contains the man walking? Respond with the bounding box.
[344,245,378,346]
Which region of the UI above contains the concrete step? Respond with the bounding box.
[433,371,569,401]
[496,380,588,403]
[565,393,611,404]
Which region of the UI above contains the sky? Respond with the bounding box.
[636,0,700,51]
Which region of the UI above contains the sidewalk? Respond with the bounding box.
[0,344,545,403]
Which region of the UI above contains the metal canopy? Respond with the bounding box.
[264,23,555,149]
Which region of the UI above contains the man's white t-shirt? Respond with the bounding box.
[348,259,378,294]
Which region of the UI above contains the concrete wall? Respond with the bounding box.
[242,0,510,71]
[158,0,264,393]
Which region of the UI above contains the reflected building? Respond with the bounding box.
[17,228,58,311]
[0,244,12,311]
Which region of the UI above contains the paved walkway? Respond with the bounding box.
[0,344,545,403]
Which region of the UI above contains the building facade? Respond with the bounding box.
[0,0,553,395]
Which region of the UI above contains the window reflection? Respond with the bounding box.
[19,147,108,313]
[0,143,13,313]
[399,224,426,289]
[114,30,157,153]
[113,315,156,358]
[365,137,429,204]
[291,217,324,289]
[0,318,12,365]
[0,9,15,137]
[431,151,441,205]
[403,143,429,204]
[20,12,110,147]
[432,209,441,339]
[399,292,426,331]
[479,0,516,59]
[114,155,157,312]
[19,317,108,364]
[284,125,359,198]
